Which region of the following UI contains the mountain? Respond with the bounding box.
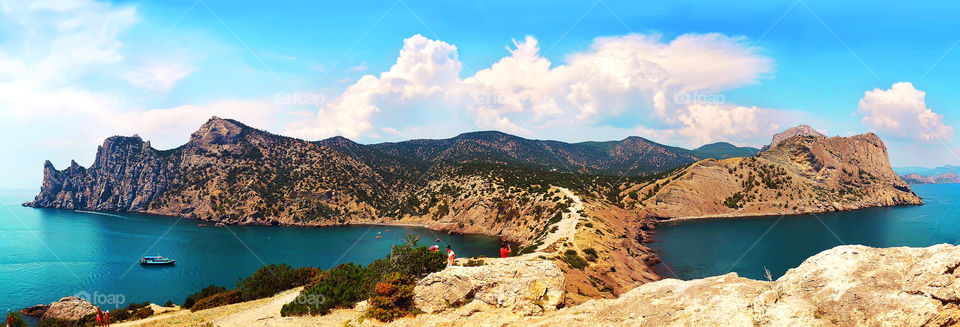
[622,126,922,219]
[25,117,691,235]
[363,131,699,175]
[759,124,824,152]
[691,142,759,159]
[900,172,960,184]
[894,165,960,176]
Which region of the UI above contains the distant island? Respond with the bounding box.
[897,165,960,184]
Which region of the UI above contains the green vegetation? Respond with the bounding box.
[366,272,416,322]
[724,192,745,209]
[183,285,227,309]
[281,234,446,320]
[191,290,240,312]
[562,249,588,270]
[582,248,599,262]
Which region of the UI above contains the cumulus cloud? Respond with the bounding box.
[858,82,953,142]
[288,33,780,145]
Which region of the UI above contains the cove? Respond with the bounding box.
[651,183,960,281]
[0,189,501,313]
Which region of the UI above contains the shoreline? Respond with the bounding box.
[655,202,925,223]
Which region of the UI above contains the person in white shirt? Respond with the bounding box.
[446,245,455,267]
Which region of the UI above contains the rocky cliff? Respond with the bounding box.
[625,128,922,219]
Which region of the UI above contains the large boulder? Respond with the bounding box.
[40,296,97,322]
[414,255,564,316]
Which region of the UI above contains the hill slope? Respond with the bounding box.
[618,129,921,219]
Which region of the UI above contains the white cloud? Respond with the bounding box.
[858,82,953,142]
[348,62,368,72]
[288,33,780,145]
[102,100,282,148]
[123,61,195,91]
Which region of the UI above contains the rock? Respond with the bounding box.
[414,255,564,316]
[511,244,960,326]
[762,124,825,151]
[40,296,97,322]
[20,304,49,316]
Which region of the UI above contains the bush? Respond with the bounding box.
[282,263,372,316]
[163,300,174,307]
[562,249,588,270]
[237,264,301,302]
[191,289,241,312]
[463,258,485,267]
[582,248,599,262]
[125,301,151,311]
[6,312,25,327]
[133,306,154,320]
[366,272,415,322]
[110,309,132,322]
[184,284,227,309]
[380,234,445,279]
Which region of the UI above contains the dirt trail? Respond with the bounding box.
[537,187,583,252]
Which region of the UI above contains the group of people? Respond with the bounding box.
[430,241,512,267]
[95,307,111,326]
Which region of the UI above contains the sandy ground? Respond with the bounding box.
[537,187,584,252]
[113,287,370,327]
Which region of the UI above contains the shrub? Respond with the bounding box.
[184,285,227,309]
[463,258,485,267]
[125,301,151,311]
[110,309,131,322]
[562,249,588,270]
[163,300,174,307]
[582,248,598,262]
[282,263,372,316]
[133,306,154,320]
[237,264,301,302]
[191,289,241,312]
[366,272,415,322]
[381,234,445,279]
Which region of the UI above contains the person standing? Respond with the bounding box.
[7,310,13,327]
[95,307,103,327]
[105,310,110,326]
[446,245,455,267]
[499,242,512,258]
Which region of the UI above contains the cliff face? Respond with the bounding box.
[629,130,922,219]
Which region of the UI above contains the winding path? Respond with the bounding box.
[536,187,584,252]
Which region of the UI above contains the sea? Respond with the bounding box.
[652,183,960,281]
[0,189,500,313]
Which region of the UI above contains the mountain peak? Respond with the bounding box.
[190,116,247,146]
[763,125,825,151]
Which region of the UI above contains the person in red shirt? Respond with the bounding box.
[499,242,512,258]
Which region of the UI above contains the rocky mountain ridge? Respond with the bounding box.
[25,119,921,304]
[622,131,921,219]
[901,172,960,184]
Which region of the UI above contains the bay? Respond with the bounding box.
[0,189,500,312]
[651,183,960,281]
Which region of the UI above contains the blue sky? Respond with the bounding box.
[1,0,959,189]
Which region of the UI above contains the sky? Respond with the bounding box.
[1,0,959,189]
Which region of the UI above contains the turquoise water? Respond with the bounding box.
[0,189,500,313]
[651,183,960,281]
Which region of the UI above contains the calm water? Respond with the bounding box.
[0,189,500,312]
[652,183,960,281]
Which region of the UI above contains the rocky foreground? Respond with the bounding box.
[106,244,960,326]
